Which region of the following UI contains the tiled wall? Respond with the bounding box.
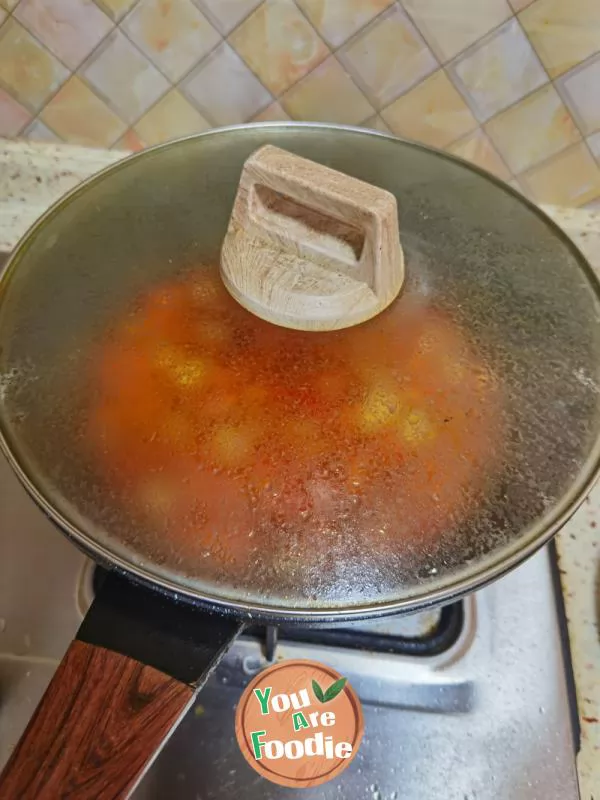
[1,0,600,207]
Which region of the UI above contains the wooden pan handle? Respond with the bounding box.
[0,641,195,799]
[220,145,404,331]
[0,571,243,800]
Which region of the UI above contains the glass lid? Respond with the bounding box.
[1,124,599,616]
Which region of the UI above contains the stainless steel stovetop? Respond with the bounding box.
[0,447,581,799]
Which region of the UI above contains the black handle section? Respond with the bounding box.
[78,570,244,686]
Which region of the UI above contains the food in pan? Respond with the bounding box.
[87,268,500,572]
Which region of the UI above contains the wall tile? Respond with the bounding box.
[24,119,61,141]
[557,55,600,137]
[449,128,511,180]
[508,0,534,9]
[0,86,31,135]
[0,0,18,10]
[252,100,290,121]
[381,68,477,148]
[520,142,600,206]
[485,84,580,174]
[280,55,374,124]
[195,0,262,35]
[588,133,600,163]
[122,0,220,82]
[0,7,7,20]
[362,114,392,134]
[95,0,138,20]
[519,0,600,79]
[0,19,69,111]
[338,5,437,109]
[229,0,329,95]
[15,0,113,70]
[402,0,511,63]
[296,0,393,48]
[41,75,126,146]
[181,42,271,125]
[134,88,211,144]
[81,30,169,123]
[113,128,145,150]
[449,18,547,121]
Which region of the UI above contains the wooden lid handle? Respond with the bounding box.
[220,145,404,331]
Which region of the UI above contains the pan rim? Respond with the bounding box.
[1,121,600,620]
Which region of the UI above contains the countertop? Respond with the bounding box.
[0,139,598,798]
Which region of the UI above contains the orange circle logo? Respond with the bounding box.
[235,659,364,788]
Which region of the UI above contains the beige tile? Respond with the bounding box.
[113,128,145,150]
[0,4,6,15]
[81,30,169,123]
[24,119,61,141]
[588,132,600,163]
[95,0,137,20]
[122,0,220,82]
[509,0,534,9]
[0,19,68,112]
[507,177,528,195]
[280,55,374,125]
[362,114,392,134]
[449,18,547,122]
[196,0,261,34]
[296,0,393,48]
[0,0,19,10]
[253,100,290,122]
[381,69,477,148]
[0,86,31,135]
[229,0,328,95]
[15,0,113,70]
[182,42,271,125]
[338,5,437,108]
[519,0,600,79]
[485,85,580,174]
[449,128,511,181]
[134,89,211,144]
[41,75,126,146]
[402,0,511,62]
[520,142,600,206]
[557,55,600,136]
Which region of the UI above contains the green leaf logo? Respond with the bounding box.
[312,677,347,703]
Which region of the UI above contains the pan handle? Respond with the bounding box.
[0,571,244,799]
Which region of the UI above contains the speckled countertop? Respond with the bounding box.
[0,139,598,798]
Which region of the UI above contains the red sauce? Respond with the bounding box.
[87,269,500,573]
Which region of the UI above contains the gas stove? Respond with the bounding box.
[0,441,581,799]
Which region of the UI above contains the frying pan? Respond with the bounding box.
[0,123,599,799]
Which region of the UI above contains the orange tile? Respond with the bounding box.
[0,86,31,135]
[0,19,68,111]
[122,0,220,82]
[519,0,600,78]
[253,101,290,122]
[449,128,511,181]
[520,143,600,206]
[113,128,146,151]
[381,69,477,148]
[229,0,329,95]
[134,89,211,145]
[280,56,374,125]
[296,0,393,47]
[41,75,126,147]
[485,85,581,174]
